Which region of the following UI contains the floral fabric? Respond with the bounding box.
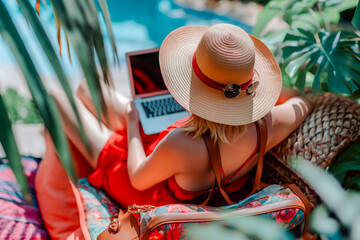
[78,178,119,239]
[78,180,304,240]
[138,185,304,239]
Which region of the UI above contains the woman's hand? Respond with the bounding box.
[126,100,140,125]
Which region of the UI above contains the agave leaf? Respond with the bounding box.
[16,0,90,153]
[0,1,76,182]
[0,95,31,203]
[281,29,360,95]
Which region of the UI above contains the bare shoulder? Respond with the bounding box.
[154,128,207,167]
[161,128,205,153]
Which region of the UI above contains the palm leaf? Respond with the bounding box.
[97,0,119,65]
[0,95,31,203]
[16,0,90,152]
[281,29,360,95]
[48,0,109,122]
[0,2,76,182]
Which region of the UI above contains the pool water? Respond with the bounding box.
[0,0,250,92]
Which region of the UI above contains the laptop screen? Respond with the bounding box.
[127,48,168,98]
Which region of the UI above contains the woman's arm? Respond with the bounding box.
[126,101,146,181]
[126,101,182,191]
[77,78,130,132]
[275,86,302,106]
[266,88,314,151]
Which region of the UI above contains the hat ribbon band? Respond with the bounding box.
[192,53,254,97]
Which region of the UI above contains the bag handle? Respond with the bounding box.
[201,118,267,205]
[285,184,313,234]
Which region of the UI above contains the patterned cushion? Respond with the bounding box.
[77,178,119,239]
[77,182,304,239]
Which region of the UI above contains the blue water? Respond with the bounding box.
[0,0,251,82]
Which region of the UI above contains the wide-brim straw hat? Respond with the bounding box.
[159,23,282,125]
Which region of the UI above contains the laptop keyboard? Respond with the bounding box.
[141,97,186,118]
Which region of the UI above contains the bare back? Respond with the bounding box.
[149,94,314,193]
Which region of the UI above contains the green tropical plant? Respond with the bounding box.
[281,28,360,95]
[290,158,360,240]
[331,142,360,191]
[253,0,360,95]
[0,0,117,201]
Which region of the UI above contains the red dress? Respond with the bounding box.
[88,118,256,208]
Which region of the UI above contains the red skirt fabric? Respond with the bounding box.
[88,120,185,208]
[87,117,254,208]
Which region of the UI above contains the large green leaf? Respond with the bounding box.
[16,0,89,151]
[352,0,360,30]
[252,0,293,37]
[289,158,360,227]
[254,0,357,37]
[0,95,31,203]
[331,143,360,190]
[0,2,76,182]
[290,158,360,239]
[281,29,360,95]
[325,0,358,12]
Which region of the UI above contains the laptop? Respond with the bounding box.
[126,48,188,135]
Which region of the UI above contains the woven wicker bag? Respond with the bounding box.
[273,93,360,168]
[262,93,360,207]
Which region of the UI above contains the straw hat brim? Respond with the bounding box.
[159,26,282,125]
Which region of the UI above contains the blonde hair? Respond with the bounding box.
[181,114,248,144]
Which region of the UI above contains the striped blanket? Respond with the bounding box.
[0,157,48,239]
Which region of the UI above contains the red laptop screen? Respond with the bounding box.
[127,49,168,97]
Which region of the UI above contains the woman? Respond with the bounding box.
[51,23,313,208]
